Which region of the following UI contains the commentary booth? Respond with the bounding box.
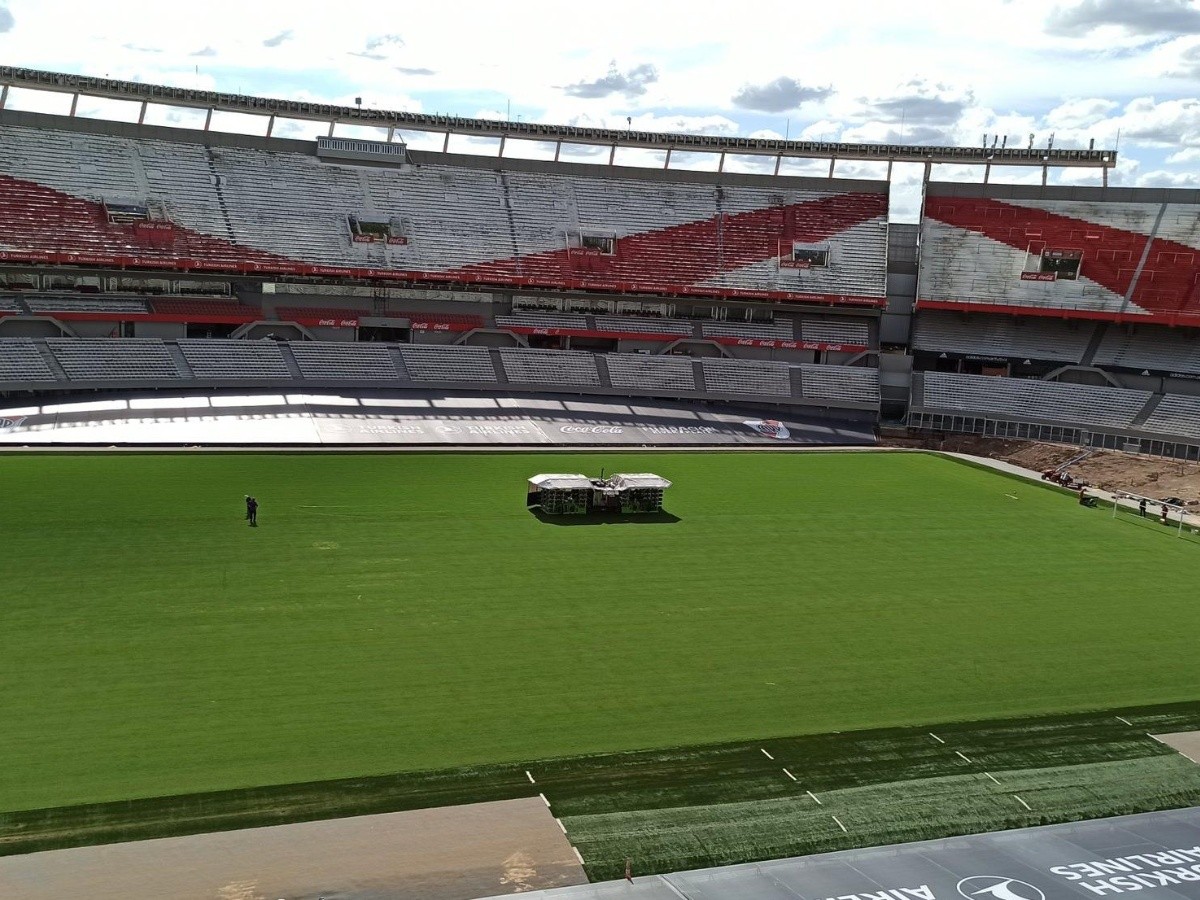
[527,473,671,516]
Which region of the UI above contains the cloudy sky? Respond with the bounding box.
[2,0,1200,219]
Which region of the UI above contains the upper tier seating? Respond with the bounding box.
[290,341,397,379]
[0,338,57,381]
[799,365,879,402]
[919,194,1200,322]
[1142,395,1200,440]
[921,372,1149,429]
[47,337,181,380]
[911,311,1095,363]
[0,124,888,303]
[800,319,871,346]
[1093,325,1200,376]
[606,354,696,392]
[398,345,496,382]
[178,339,291,379]
[700,358,791,396]
[499,348,601,386]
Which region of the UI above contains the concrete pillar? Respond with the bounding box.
[69,92,79,116]
[138,100,147,125]
[204,107,213,131]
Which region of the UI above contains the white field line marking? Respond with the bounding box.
[526,770,536,784]
[1116,716,1133,726]
[929,732,945,744]
[782,768,797,781]
[807,790,823,805]
[955,750,972,763]
[539,792,551,808]
[1014,795,1032,811]
[572,845,585,865]
[1005,493,1020,500]
[761,748,775,760]
[832,814,848,833]
[555,817,567,834]
[984,771,1002,786]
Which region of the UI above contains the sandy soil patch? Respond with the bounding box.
[903,436,1200,504]
[1155,732,1200,765]
[0,796,585,900]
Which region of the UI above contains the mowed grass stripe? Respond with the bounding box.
[2,451,1200,814]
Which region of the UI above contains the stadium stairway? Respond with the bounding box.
[279,344,305,380]
[1079,322,1109,367]
[1132,393,1165,428]
[163,342,192,377]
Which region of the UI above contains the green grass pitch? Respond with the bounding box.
[3,449,1199,821]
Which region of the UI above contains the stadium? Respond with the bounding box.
[4,60,1200,900]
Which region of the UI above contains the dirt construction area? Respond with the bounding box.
[0,797,586,900]
[913,436,1200,506]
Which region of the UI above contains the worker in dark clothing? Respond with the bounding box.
[1161,503,1170,526]
[248,496,259,527]
[1139,498,1147,518]
[244,495,252,521]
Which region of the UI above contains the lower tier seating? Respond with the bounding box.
[920,372,1149,429]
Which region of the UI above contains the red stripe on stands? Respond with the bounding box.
[923,197,1200,318]
[0,173,887,306]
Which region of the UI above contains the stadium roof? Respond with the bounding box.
[0,67,1116,173]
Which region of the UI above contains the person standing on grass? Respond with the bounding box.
[1139,498,1147,518]
[244,495,252,521]
[1162,503,1170,526]
[248,496,259,527]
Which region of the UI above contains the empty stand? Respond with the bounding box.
[921,372,1149,429]
[290,342,398,380]
[25,295,149,315]
[0,338,57,381]
[701,320,794,341]
[700,357,791,396]
[47,338,181,380]
[151,298,255,321]
[920,193,1200,322]
[1142,394,1200,440]
[911,311,1095,363]
[799,365,879,402]
[594,315,693,336]
[177,339,291,379]
[499,348,600,385]
[398,345,496,382]
[0,122,888,303]
[605,354,696,392]
[495,312,588,331]
[801,319,871,346]
[1094,325,1200,375]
